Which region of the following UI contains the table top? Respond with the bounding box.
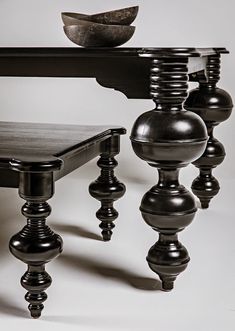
[0,47,228,99]
[0,121,125,166]
[0,47,229,58]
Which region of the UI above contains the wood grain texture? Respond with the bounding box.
[0,121,125,183]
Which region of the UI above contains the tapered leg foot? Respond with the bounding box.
[161,279,175,291]
[200,199,210,209]
[146,233,190,291]
[89,136,125,241]
[99,226,114,241]
[96,202,118,241]
[99,219,116,241]
[21,265,51,318]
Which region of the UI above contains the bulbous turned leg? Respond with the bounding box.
[130,56,208,290]
[191,126,226,208]
[185,54,233,208]
[89,136,126,241]
[192,169,219,209]
[9,171,63,318]
[141,169,195,291]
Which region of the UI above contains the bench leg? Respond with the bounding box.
[9,172,63,318]
[89,136,126,241]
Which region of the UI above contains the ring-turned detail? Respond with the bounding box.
[9,170,63,318]
[89,136,126,241]
[130,57,208,290]
[185,54,233,208]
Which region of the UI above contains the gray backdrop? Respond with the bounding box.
[0,1,234,329]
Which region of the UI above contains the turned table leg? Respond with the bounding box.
[130,57,208,290]
[185,54,233,208]
[89,136,126,241]
[9,168,63,318]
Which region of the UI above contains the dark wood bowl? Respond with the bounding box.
[61,6,139,26]
[63,20,135,47]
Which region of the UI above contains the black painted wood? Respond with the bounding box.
[89,136,126,241]
[185,54,233,208]
[0,121,125,186]
[0,121,125,317]
[0,47,228,99]
[0,47,232,315]
[9,171,63,318]
[130,57,208,290]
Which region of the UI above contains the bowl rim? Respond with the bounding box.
[61,12,88,18]
[63,20,136,29]
[89,5,139,17]
[61,5,139,18]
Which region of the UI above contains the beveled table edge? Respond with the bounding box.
[0,47,229,58]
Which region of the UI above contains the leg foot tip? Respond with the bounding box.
[102,232,112,242]
[200,199,210,209]
[100,222,114,242]
[161,280,174,291]
[30,311,41,319]
[29,304,43,319]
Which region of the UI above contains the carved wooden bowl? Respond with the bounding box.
[63,20,135,47]
[61,6,138,26]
